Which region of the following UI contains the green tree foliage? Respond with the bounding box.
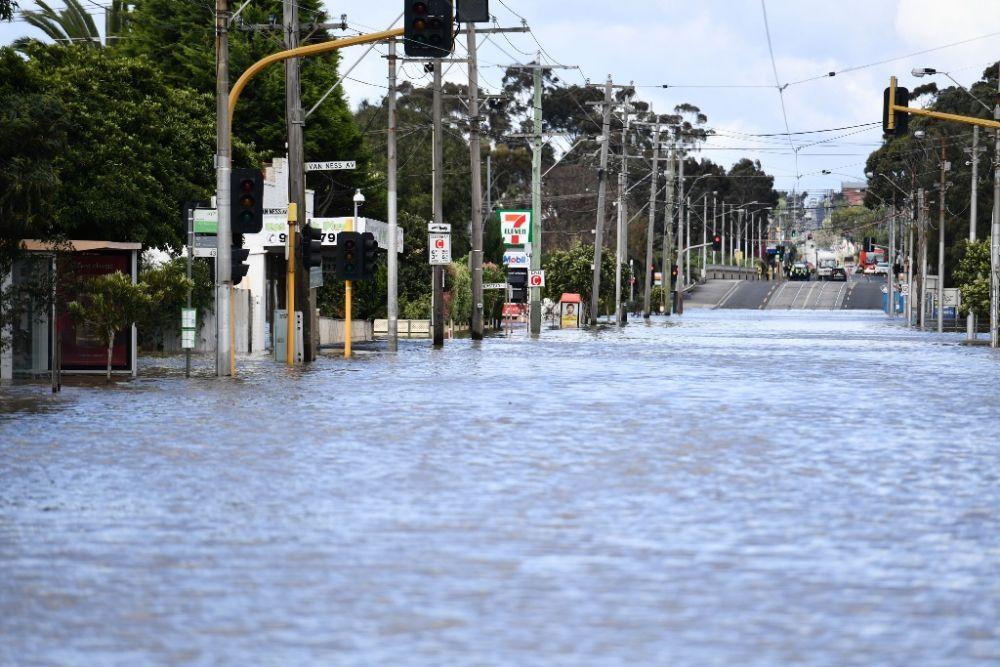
[864,61,999,280]
[1,0,17,22]
[953,238,991,319]
[124,0,367,217]
[0,46,68,350]
[68,271,151,380]
[21,44,222,250]
[447,259,472,324]
[138,257,213,350]
[13,0,126,48]
[542,243,627,318]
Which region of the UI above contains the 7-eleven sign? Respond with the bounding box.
[500,210,532,246]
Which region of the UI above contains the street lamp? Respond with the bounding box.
[353,188,365,218]
[912,67,994,114]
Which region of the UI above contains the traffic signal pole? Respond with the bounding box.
[283,0,313,362]
[286,204,297,365]
[215,0,232,377]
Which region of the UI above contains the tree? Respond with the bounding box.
[542,243,628,319]
[138,257,212,350]
[125,0,368,218]
[67,271,151,380]
[22,44,227,250]
[13,0,128,49]
[0,46,67,352]
[1,0,17,22]
[953,238,991,320]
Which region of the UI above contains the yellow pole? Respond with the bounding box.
[229,286,235,374]
[893,104,1000,130]
[344,217,353,358]
[887,75,897,132]
[228,28,404,136]
[286,203,297,365]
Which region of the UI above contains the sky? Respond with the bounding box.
[4,0,999,197]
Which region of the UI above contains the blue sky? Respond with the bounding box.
[4,0,999,196]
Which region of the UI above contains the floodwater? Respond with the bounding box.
[2,310,998,666]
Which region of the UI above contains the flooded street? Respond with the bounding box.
[2,310,998,665]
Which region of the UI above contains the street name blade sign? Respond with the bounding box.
[304,161,356,172]
[529,270,545,287]
[500,210,531,246]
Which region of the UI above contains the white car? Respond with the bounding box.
[873,262,889,275]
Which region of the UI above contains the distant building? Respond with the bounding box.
[841,182,866,206]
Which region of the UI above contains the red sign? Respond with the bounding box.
[59,252,132,371]
[502,303,527,317]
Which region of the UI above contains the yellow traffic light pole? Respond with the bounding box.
[887,76,1000,131]
[224,27,404,365]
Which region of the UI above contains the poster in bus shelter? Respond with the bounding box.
[58,252,132,371]
[560,301,580,328]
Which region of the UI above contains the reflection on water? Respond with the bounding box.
[2,311,999,665]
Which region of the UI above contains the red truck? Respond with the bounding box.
[859,248,885,274]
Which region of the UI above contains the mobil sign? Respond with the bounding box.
[500,210,531,246]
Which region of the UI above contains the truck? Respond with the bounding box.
[859,248,885,274]
[815,250,838,280]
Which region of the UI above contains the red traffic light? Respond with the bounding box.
[239,178,254,193]
[412,1,427,14]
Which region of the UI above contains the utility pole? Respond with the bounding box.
[530,57,543,335]
[467,26,485,340]
[661,141,675,314]
[675,151,685,314]
[919,187,928,330]
[432,59,445,347]
[888,201,895,318]
[386,39,399,352]
[643,123,660,318]
[685,197,692,282]
[614,171,624,326]
[214,0,232,377]
[589,77,613,324]
[991,69,1000,348]
[711,193,718,265]
[938,137,948,334]
[907,201,914,328]
[701,195,708,279]
[965,126,982,339]
[283,0,312,361]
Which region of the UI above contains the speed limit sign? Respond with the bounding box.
[529,270,545,287]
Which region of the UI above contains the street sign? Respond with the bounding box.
[428,222,451,233]
[500,210,531,246]
[503,303,527,317]
[180,308,197,349]
[529,270,545,287]
[192,247,217,258]
[483,282,507,290]
[429,233,451,265]
[305,160,356,172]
[503,250,529,267]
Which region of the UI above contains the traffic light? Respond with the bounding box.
[711,234,722,252]
[404,0,454,58]
[670,264,678,287]
[231,244,250,283]
[776,245,785,259]
[335,231,361,280]
[230,168,263,235]
[882,76,910,138]
[360,231,379,281]
[300,224,323,270]
[508,267,528,304]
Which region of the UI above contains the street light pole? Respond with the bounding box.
[991,71,1000,348]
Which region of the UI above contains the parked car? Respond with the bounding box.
[830,266,847,281]
[874,262,889,275]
